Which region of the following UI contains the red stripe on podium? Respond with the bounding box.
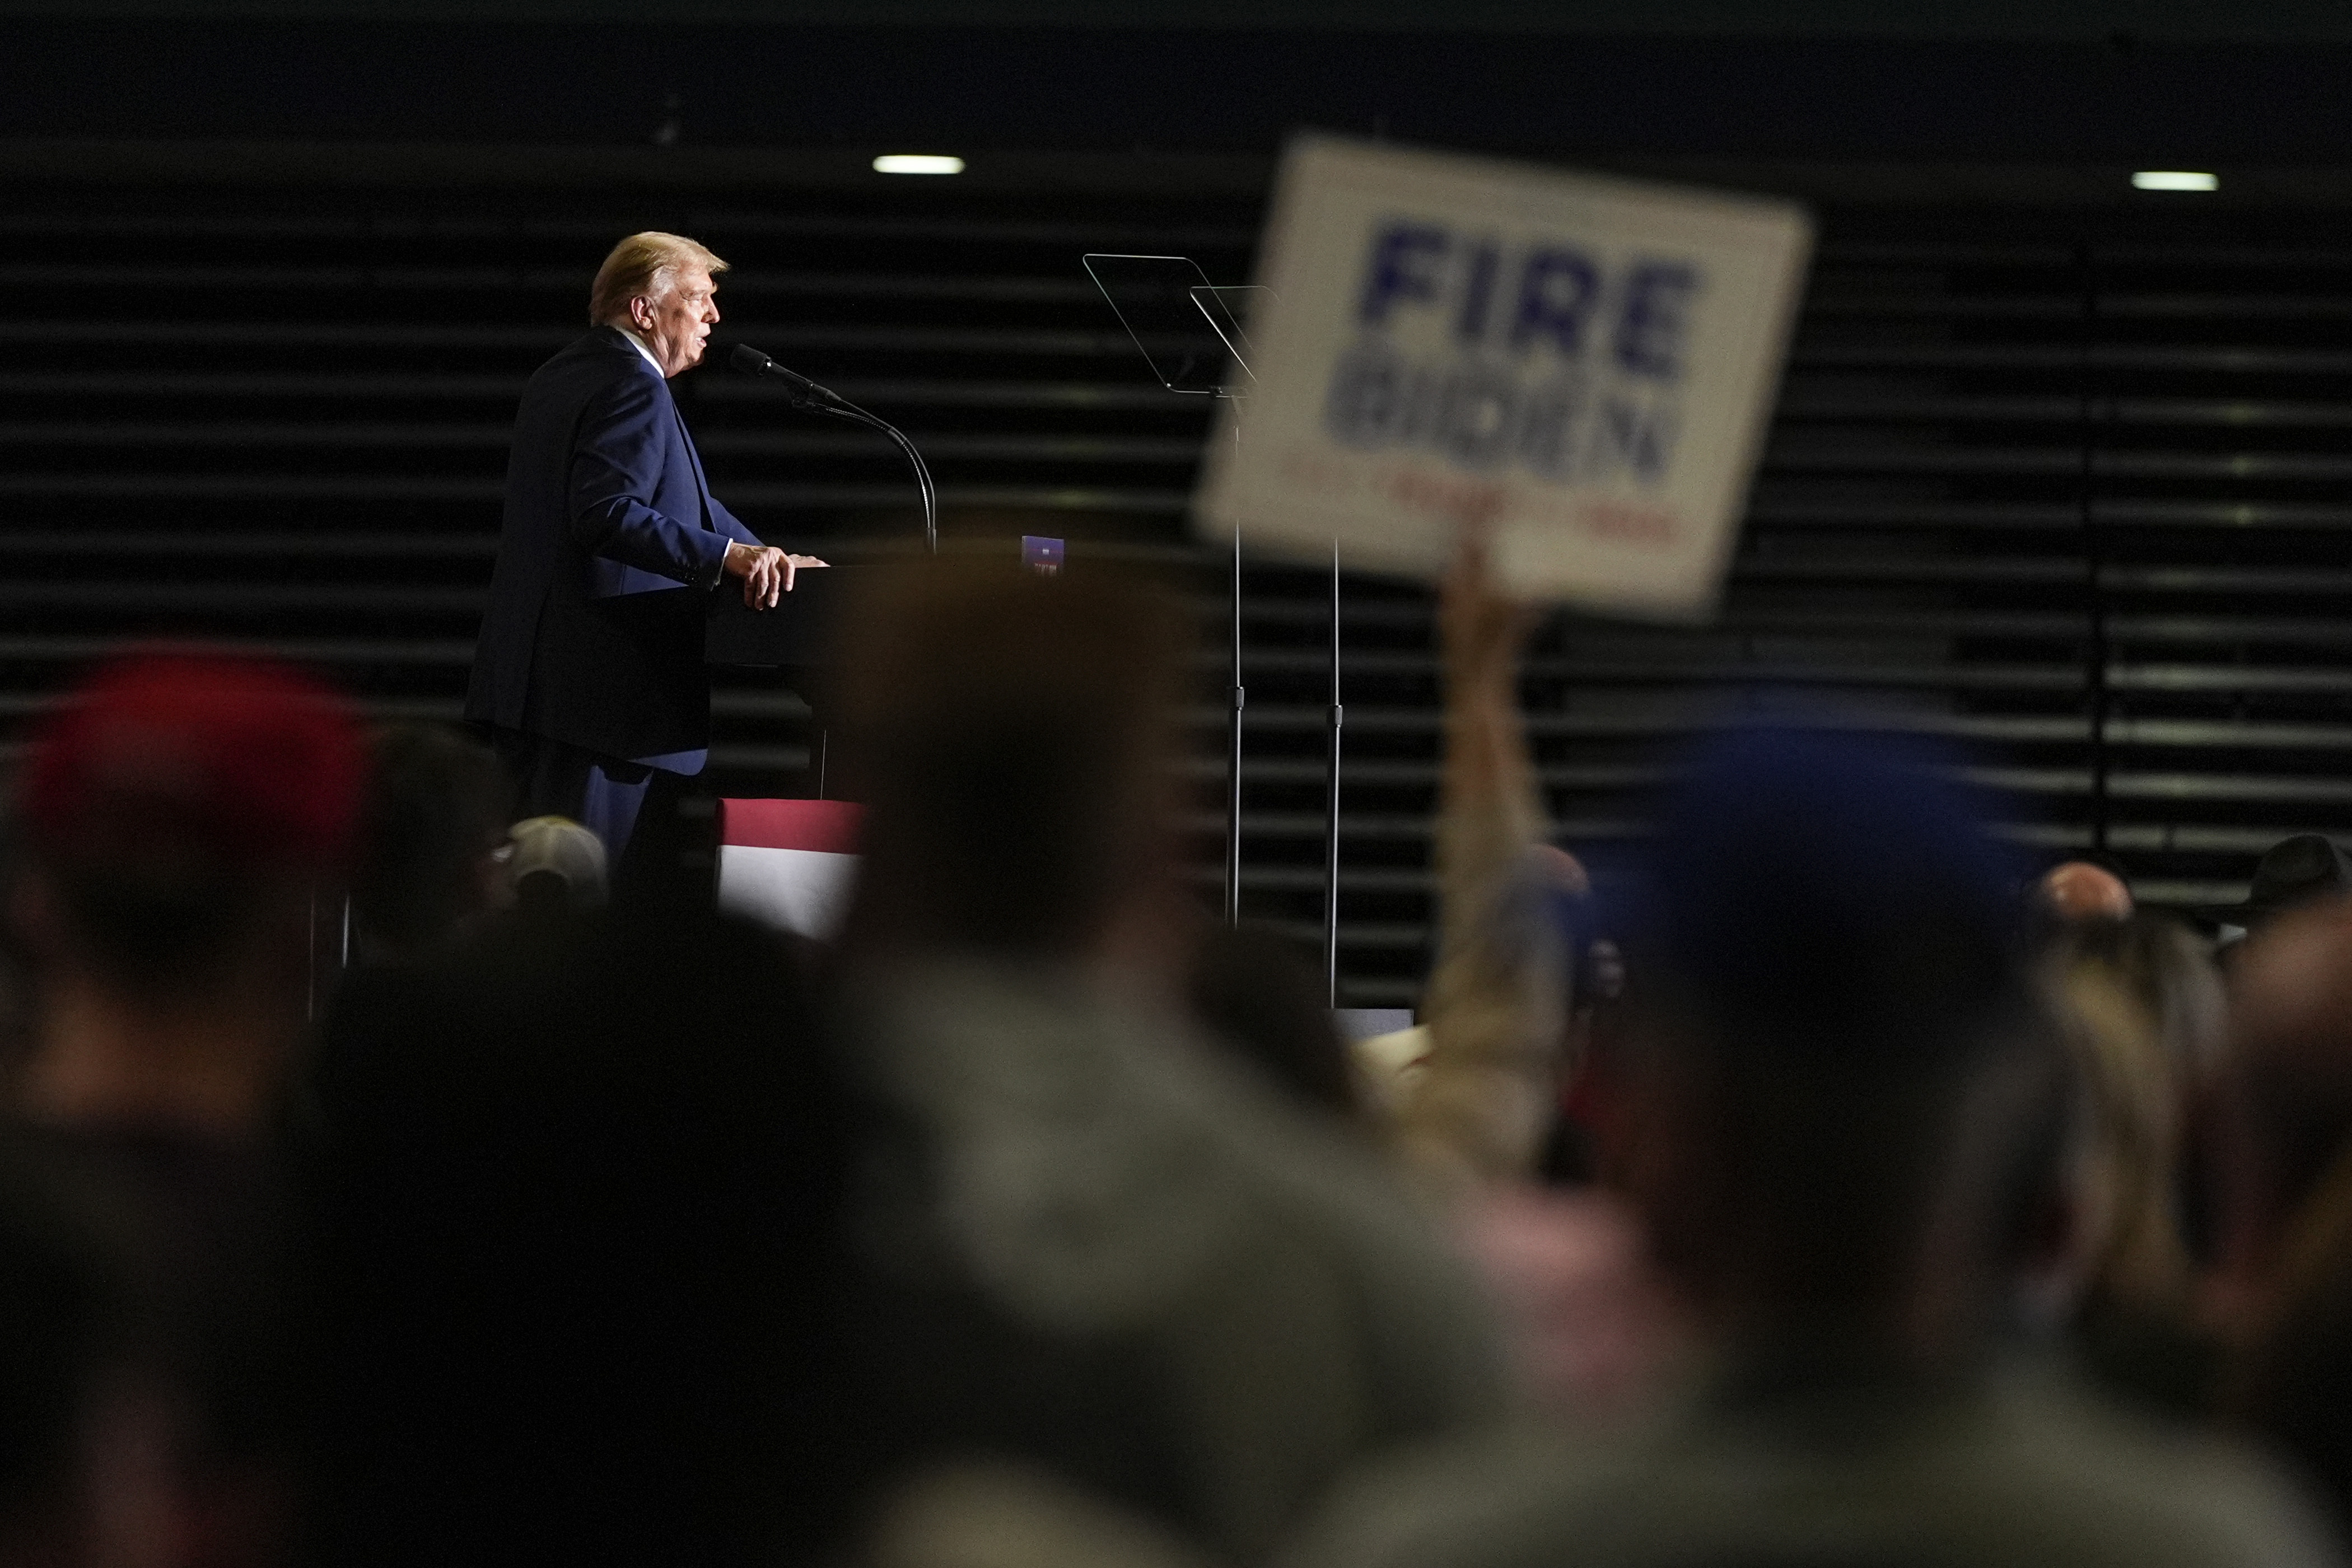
[717,798,864,854]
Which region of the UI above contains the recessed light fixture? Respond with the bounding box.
[2132,170,2218,192]
[873,154,965,175]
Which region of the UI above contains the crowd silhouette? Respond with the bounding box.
[0,542,2348,1567]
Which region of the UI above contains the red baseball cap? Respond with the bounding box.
[21,653,366,872]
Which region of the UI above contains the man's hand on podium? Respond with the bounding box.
[723,543,829,609]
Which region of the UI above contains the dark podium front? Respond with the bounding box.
[704,566,870,668]
[706,566,874,799]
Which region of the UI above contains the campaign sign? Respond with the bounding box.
[1196,135,1812,618]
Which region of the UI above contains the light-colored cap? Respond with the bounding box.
[506,815,609,907]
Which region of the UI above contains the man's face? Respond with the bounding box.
[631,265,719,377]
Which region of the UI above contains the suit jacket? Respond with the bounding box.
[465,328,764,771]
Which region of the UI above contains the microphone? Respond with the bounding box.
[729,343,845,408]
[731,342,940,556]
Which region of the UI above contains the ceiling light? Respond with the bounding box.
[2132,170,2218,192]
[874,154,965,175]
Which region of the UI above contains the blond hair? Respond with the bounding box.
[588,232,729,327]
[2042,913,2224,1317]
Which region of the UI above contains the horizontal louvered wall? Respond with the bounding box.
[0,170,2347,1003]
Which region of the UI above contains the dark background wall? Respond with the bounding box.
[7,0,2352,164]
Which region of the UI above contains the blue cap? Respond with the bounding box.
[1616,725,2023,1060]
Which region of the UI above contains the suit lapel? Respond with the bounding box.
[666,395,717,531]
[605,329,717,533]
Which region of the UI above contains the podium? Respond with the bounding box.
[704,565,871,668]
[705,573,866,917]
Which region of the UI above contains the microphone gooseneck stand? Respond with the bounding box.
[731,343,937,554]
[821,399,938,557]
[730,343,939,802]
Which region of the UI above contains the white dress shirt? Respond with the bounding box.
[616,325,666,377]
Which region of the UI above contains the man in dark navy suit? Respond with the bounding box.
[466,232,824,869]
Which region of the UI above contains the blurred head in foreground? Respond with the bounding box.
[10,654,363,1136]
[832,560,1188,976]
[1187,922,1362,1120]
[348,724,512,964]
[2219,902,2352,1527]
[2203,834,2352,936]
[1603,726,2058,1362]
[2214,902,2352,1297]
[2038,859,2135,925]
[505,815,608,912]
[2040,915,2224,1324]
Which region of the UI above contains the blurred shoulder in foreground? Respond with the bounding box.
[298,899,858,1567]
[1282,725,2340,1568]
[4,653,368,1564]
[1286,1370,2339,1568]
[824,558,1511,1564]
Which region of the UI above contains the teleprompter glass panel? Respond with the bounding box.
[1084,253,1255,395]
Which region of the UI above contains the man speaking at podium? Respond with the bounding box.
[466,232,824,869]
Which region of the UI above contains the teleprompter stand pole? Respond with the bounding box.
[1223,458,1250,931]
[1075,258,1340,987]
[1324,542,1343,1006]
[1081,254,1260,927]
